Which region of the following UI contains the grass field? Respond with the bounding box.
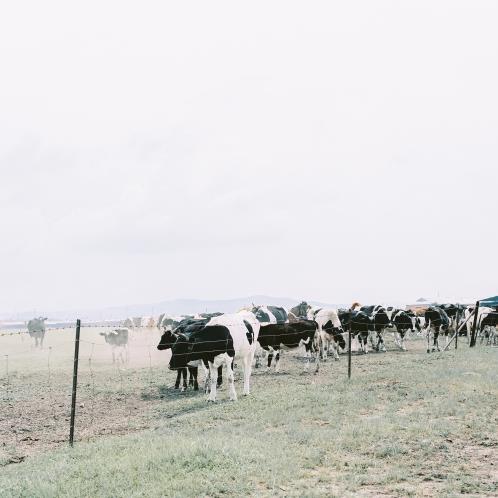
[1,328,497,497]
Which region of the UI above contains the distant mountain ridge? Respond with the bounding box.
[0,295,346,323]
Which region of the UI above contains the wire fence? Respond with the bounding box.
[1,311,497,465]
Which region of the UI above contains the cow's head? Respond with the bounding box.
[168,334,191,370]
[157,329,178,351]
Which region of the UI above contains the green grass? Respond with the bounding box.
[1,345,497,497]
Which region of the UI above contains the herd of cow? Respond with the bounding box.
[22,301,498,402]
[151,301,497,401]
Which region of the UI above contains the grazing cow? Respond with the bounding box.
[100,328,129,363]
[424,307,450,352]
[360,305,393,352]
[257,319,319,372]
[27,317,48,348]
[169,313,260,402]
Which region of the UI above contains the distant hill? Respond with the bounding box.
[0,295,346,323]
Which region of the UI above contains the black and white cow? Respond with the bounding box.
[360,305,393,352]
[169,313,260,402]
[338,309,372,353]
[479,311,498,345]
[424,306,450,352]
[251,305,288,324]
[288,302,344,360]
[27,317,48,348]
[100,328,129,363]
[391,310,415,350]
[257,319,319,372]
[157,317,223,392]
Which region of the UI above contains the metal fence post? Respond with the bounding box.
[470,301,480,348]
[69,319,81,446]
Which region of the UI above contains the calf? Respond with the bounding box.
[169,313,260,402]
[257,319,319,372]
[100,328,129,363]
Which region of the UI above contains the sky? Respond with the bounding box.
[1,1,497,313]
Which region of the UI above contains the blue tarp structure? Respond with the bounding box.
[480,295,498,307]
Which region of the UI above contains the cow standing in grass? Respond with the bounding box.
[257,319,320,372]
[27,317,48,348]
[391,310,416,350]
[157,317,223,392]
[424,307,450,352]
[338,309,372,353]
[169,313,260,402]
[100,328,129,364]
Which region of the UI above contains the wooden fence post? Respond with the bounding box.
[69,319,81,446]
[470,301,480,348]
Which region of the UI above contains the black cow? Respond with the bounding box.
[257,320,319,372]
[424,306,450,352]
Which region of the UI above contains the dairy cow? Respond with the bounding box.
[27,317,48,348]
[169,313,260,401]
[256,319,319,372]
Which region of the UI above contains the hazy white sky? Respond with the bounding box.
[1,1,497,312]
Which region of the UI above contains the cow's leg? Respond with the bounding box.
[426,329,431,353]
[207,363,218,402]
[242,353,252,396]
[399,331,406,351]
[378,332,386,352]
[267,351,274,370]
[40,334,44,349]
[181,368,188,391]
[174,369,181,389]
[226,356,237,401]
[188,366,199,390]
[433,328,440,352]
[274,352,281,372]
[217,365,223,387]
[362,332,369,354]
